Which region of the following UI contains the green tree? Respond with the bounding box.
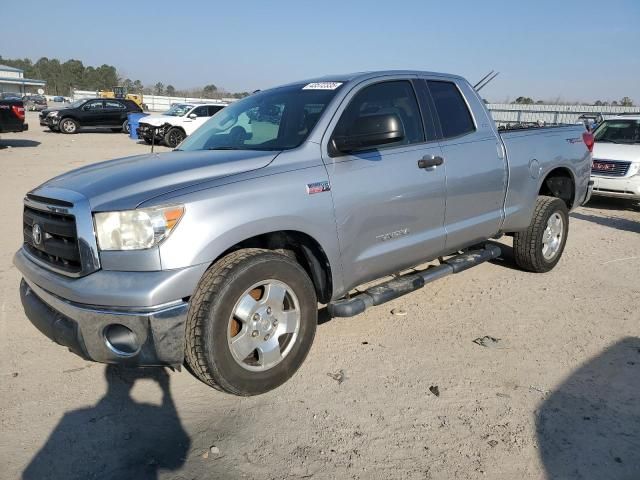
[620,97,634,107]
[166,84,176,96]
[202,84,218,98]
[133,80,143,93]
[154,82,165,95]
[514,96,534,105]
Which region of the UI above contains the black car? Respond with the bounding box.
[41,98,142,134]
[0,99,28,133]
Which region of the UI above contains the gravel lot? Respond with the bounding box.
[1,112,639,480]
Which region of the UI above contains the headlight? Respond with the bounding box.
[47,111,58,117]
[94,205,185,251]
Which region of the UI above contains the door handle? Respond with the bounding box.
[418,155,444,169]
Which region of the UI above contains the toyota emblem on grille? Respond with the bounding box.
[32,223,43,246]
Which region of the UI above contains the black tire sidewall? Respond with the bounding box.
[164,128,184,148]
[534,199,569,271]
[199,254,317,395]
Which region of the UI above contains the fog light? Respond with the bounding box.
[104,324,139,357]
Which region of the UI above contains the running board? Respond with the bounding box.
[327,244,501,318]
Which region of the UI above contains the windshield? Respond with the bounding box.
[594,119,640,144]
[178,83,342,151]
[164,104,194,117]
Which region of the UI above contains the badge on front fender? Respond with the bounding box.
[306,181,331,195]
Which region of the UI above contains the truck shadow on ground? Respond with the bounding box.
[584,197,639,212]
[536,337,640,479]
[22,365,190,480]
[0,139,40,149]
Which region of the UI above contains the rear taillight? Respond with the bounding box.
[582,132,594,152]
[11,105,25,121]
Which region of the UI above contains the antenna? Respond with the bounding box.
[473,71,494,89]
[475,71,500,92]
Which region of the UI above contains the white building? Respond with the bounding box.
[0,64,46,95]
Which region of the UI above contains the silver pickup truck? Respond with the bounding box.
[15,70,593,395]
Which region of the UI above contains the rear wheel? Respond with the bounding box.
[185,249,318,396]
[513,196,569,272]
[59,118,79,134]
[164,127,185,148]
[122,119,129,134]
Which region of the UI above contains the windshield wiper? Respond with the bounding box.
[206,146,243,150]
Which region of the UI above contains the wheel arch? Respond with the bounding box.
[538,167,576,209]
[214,230,333,304]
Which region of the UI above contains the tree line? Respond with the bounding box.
[512,96,634,107]
[0,55,250,98]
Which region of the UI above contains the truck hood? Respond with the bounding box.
[38,150,279,211]
[592,142,640,162]
[140,115,179,126]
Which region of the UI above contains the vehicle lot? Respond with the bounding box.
[1,112,639,479]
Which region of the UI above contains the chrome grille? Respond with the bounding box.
[23,203,82,274]
[591,159,631,177]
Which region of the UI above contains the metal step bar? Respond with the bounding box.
[327,244,502,318]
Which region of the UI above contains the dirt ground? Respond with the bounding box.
[1,112,639,480]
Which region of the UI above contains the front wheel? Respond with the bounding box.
[185,249,318,396]
[122,119,129,134]
[164,127,185,148]
[59,118,79,134]
[513,196,569,273]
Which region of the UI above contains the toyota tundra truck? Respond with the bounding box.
[15,70,593,396]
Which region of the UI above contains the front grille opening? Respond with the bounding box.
[23,205,82,273]
[591,160,631,177]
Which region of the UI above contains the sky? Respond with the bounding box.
[1,0,639,103]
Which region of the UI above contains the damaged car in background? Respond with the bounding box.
[136,102,227,148]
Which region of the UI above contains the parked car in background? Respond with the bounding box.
[0,98,28,134]
[41,98,143,134]
[1,92,22,100]
[14,70,593,396]
[590,115,640,203]
[136,102,227,147]
[52,96,65,103]
[23,95,48,111]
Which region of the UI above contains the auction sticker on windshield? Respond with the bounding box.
[302,82,343,90]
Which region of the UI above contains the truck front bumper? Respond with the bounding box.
[14,248,208,366]
[591,175,640,200]
[20,278,188,366]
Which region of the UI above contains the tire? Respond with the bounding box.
[122,119,129,134]
[59,117,79,134]
[164,127,185,148]
[185,249,318,396]
[513,196,569,273]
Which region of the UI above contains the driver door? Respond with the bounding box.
[322,79,447,291]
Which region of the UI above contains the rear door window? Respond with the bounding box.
[104,100,126,110]
[427,81,475,139]
[208,105,224,116]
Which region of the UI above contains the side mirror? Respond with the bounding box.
[188,113,197,120]
[333,113,405,154]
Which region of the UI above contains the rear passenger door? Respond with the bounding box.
[421,78,507,250]
[322,78,447,291]
[80,100,106,126]
[103,100,127,126]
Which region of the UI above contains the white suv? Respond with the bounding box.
[137,102,227,147]
[591,116,640,202]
